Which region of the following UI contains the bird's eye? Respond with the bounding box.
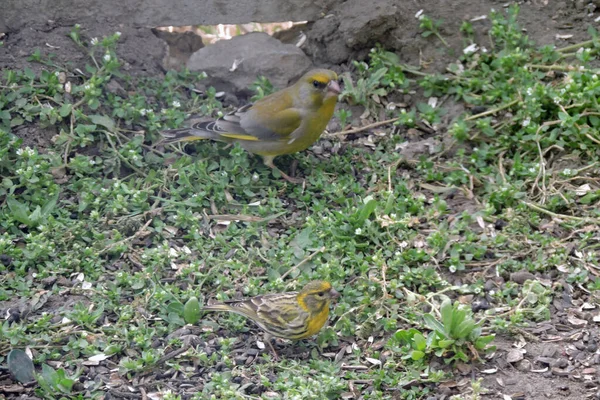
[313,80,324,88]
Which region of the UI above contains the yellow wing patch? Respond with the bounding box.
[218,133,260,141]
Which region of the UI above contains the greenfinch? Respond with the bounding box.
[203,281,339,357]
[160,69,341,183]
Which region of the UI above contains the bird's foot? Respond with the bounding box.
[263,157,304,184]
[277,169,304,184]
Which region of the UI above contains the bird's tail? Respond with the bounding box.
[202,304,233,313]
[159,127,210,144]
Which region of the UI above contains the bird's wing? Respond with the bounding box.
[251,293,311,338]
[205,89,303,142]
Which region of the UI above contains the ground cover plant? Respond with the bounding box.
[1,5,600,399]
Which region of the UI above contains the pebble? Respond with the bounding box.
[312,145,324,155]
[541,347,557,358]
[536,357,556,366]
[235,356,248,365]
[509,271,536,284]
[472,297,490,312]
[0,254,12,266]
[553,358,569,368]
[575,341,587,351]
[215,362,226,371]
[552,367,571,377]
[517,360,532,372]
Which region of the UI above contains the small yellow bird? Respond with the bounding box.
[203,281,339,357]
[160,69,341,183]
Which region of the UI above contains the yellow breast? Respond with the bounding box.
[300,303,330,339]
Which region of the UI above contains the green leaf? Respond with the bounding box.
[356,198,377,225]
[167,301,184,316]
[454,321,475,339]
[7,349,35,383]
[413,332,427,351]
[89,114,115,132]
[59,103,73,117]
[40,363,58,386]
[183,296,201,324]
[41,192,59,217]
[6,197,31,225]
[423,313,446,335]
[28,206,42,225]
[410,350,425,361]
[475,334,496,350]
[438,339,455,349]
[440,299,454,332]
[10,117,24,127]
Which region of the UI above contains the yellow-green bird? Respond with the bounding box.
[160,69,341,183]
[203,281,339,357]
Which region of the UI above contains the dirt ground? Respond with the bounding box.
[2,0,600,399]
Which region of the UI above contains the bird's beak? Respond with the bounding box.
[329,288,340,301]
[327,80,341,95]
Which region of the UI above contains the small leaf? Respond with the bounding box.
[7,349,35,383]
[6,197,31,225]
[89,114,115,132]
[440,299,454,332]
[183,296,201,324]
[59,103,72,117]
[413,332,427,351]
[423,313,446,335]
[166,302,184,315]
[475,335,496,350]
[356,198,377,225]
[438,339,455,349]
[410,350,425,361]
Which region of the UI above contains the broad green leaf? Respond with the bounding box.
[7,197,30,225]
[413,332,427,351]
[59,103,72,117]
[167,301,184,315]
[440,299,454,332]
[89,114,115,132]
[183,296,201,324]
[411,350,425,361]
[356,198,377,225]
[423,313,446,335]
[7,349,35,383]
[455,319,476,339]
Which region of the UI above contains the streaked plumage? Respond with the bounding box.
[160,69,341,183]
[203,281,339,343]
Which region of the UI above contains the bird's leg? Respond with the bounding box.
[264,333,279,361]
[262,156,304,184]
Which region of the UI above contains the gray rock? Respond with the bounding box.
[187,32,312,95]
[304,0,399,64]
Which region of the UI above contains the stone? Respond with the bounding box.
[153,29,205,70]
[509,271,536,284]
[304,0,399,64]
[187,32,312,95]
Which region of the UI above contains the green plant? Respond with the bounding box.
[389,299,495,364]
[36,364,80,399]
[249,75,275,101]
[418,14,449,47]
[341,63,388,111]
